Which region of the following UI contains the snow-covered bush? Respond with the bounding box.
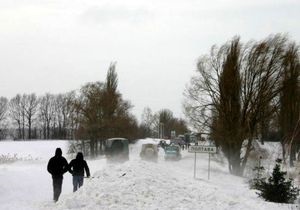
[255,159,299,203]
[0,153,39,164]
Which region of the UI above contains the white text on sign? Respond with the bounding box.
[188,146,217,154]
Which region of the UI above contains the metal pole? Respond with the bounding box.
[208,153,211,180]
[194,152,196,179]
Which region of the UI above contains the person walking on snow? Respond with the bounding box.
[68,152,90,192]
[47,148,69,202]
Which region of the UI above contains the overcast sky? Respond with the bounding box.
[0,0,299,120]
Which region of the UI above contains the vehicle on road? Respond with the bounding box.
[105,138,129,162]
[140,143,158,162]
[164,144,181,161]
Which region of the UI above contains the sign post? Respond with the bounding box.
[194,152,196,178]
[188,145,217,180]
[208,152,211,180]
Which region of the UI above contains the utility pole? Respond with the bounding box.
[159,122,164,139]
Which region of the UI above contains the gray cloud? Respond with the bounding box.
[0,0,299,119]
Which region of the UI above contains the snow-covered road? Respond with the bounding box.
[0,139,297,210]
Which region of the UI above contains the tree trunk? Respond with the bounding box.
[227,145,243,176]
[90,138,95,157]
[22,115,25,140]
[28,119,31,140]
[290,142,296,167]
[18,122,21,140]
[241,138,253,174]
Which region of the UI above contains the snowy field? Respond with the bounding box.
[0,139,298,210]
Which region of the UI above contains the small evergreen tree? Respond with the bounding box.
[256,159,299,203]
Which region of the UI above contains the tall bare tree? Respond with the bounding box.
[0,97,8,139]
[184,34,288,175]
[9,94,23,139]
[74,63,137,156]
[0,97,8,124]
[75,81,104,156]
[279,43,300,166]
[140,107,156,137]
[39,93,56,139]
[65,91,78,139]
[24,93,38,139]
[52,92,77,139]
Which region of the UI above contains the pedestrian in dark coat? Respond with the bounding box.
[47,148,69,202]
[68,152,90,192]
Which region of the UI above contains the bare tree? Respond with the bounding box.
[65,91,78,139]
[23,93,38,139]
[52,92,77,139]
[74,63,137,156]
[9,94,23,139]
[74,81,104,156]
[279,43,300,166]
[20,95,27,139]
[39,93,56,139]
[140,107,156,137]
[0,97,8,139]
[184,34,288,176]
[0,97,8,124]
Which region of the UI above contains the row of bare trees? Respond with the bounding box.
[139,107,189,138]
[0,63,189,156]
[0,92,78,140]
[0,65,139,146]
[184,34,300,176]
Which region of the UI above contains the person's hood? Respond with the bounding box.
[55,148,62,157]
[76,152,83,160]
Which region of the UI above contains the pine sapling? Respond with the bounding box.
[256,159,299,203]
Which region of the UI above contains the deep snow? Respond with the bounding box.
[0,139,298,210]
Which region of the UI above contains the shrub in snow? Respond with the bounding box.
[255,159,299,203]
[0,153,39,164]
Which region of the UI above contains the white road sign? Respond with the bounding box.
[188,145,217,154]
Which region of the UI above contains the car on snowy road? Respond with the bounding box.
[140,143,158,162]
[164,144,181,161]
[105,138,129,162]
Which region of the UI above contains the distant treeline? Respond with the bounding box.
[0,63,189,156]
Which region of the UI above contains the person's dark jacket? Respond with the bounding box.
[69,152,90,177]
[47,148,69,179]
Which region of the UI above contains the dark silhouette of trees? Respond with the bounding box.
[51,92,76,140]
[215,38,243,175]
[0,97,8,139]
[138,107,189,139]
[155,109,189,138]
[0,97,8,122]
[74,63,137,156]
[9,94,39,140]
[39,93,56,139]
[24,93,38,139]
[0,97,8,123]
[139,107,157,138]
[184,34,291,176]
[74,81,104,156]
[279,43,300,166]
[9,94,23,139]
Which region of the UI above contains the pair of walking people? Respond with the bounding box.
[47,148,90,202]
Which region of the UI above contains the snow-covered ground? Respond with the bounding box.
[0,139,298,210]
